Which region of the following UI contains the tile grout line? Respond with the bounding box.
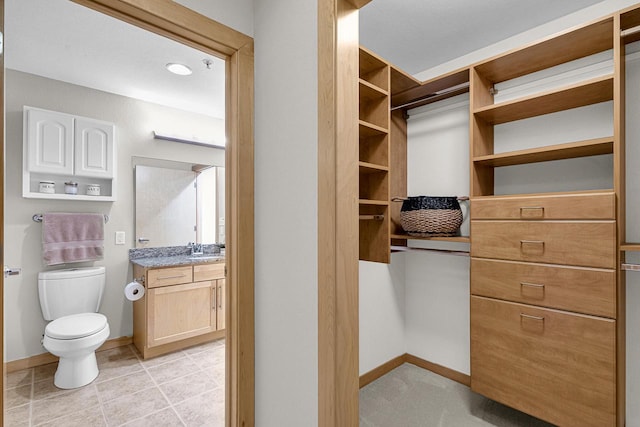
[29,368,35,427]
[130,346,187,426]
[93,381,110,426]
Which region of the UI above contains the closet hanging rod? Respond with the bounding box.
[622,263,640,271]
[390,245,469,257]
[391,82,470,112]
[32,214,109,223]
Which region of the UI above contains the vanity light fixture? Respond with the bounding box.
[165,63,192,76]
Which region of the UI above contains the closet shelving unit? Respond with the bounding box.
[468,12,631,427]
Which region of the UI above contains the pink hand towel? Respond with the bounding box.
[42,213,105,265]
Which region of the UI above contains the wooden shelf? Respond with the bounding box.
[474,17,613,83]
[359,47,389,91]
[621,243,640,252]
[473,137,614,167]
[474,75,613,125]
[390,66,421,96]
[359,161,389,174]
[359,199,389,206]
[359,120,388,137]
[391,233,470,243]
[391,68,469,109]
[359,79,388,101]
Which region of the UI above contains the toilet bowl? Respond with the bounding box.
[38,267,110,389]
[42,313,110,389]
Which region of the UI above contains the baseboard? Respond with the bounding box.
[359,354,406,388]
[359,353,471,388]
[5,336,133,373]
[404,353,471,386]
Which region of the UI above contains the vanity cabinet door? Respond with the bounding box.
[147,281,215,347]
[216,279,225,330]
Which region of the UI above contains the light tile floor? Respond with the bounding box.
[5,338,225,427]
[360,363,556,427]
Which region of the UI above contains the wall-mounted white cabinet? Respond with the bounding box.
[23,106,117,201]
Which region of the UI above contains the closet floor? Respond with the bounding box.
[360,363,555,427]
[5,338,225,426]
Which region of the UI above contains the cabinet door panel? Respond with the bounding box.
[216,279,225,330]
[147,281,215,347]
[471,296,615,427]
[26,108,74,175]
[74,118,115,178]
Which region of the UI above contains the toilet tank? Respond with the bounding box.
[38,267,106,321]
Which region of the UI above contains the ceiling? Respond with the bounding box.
[360,0,605,75]
[5,0,226,119]
[5,1,607,118]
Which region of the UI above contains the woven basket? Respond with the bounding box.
[395,196,468,237]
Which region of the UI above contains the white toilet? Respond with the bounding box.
[38,266,110,389]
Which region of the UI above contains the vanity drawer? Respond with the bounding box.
[193,262,225,281]
[471,192,615,220]
[471,258,615,318]
[147,266,193,289]
[471,220,616,269]
[471,296,616,427]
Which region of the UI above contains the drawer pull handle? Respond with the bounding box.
[218,287,222,309]
[520,313,544,322]
[519,206,545,218]
[520,282,545,289]
[520,240,545,253]
[158,274,186,280]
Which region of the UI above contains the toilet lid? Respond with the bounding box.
[45,313,108,340]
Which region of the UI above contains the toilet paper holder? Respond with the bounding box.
[134,276,145,285]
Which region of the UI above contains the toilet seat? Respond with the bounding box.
[45,313,107,340]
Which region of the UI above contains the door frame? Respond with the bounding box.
[5,1,255,425]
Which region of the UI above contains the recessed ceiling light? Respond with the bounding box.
[165,63,192,76]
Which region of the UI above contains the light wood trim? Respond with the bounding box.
[474,17,614,84]
[471,296,616,427]
[621,243,640,251]
[193,262,225,281]
[66,3,255,425]
[5,336,132,373]
[358,353,471,389]
[359,354,405,388]
[473,137,614,167]
[471,192,616,220]
[474,74,614,125]
[471,258,616,318]
[318,0,360,424]
[471,220,616,269]
[346,0,372,8]
[147,265,193,288]
[72,0,250,57]
[404,354,471,387]
[614,14,626,427]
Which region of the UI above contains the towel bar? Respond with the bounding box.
[32,213,109,223]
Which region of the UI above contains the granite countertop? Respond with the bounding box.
[129,245,225,268]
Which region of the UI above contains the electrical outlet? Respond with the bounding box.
[115,231,125,245]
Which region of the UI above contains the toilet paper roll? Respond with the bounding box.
[124,281,145,301]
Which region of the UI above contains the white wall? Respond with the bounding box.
[173,0,254,37]
[4,70,224,361]
[254,0,319,425]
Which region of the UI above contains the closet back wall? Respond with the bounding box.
[4,70,224,362]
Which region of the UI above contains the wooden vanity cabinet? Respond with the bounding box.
[133,262,225,359]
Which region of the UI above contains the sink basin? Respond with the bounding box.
[188,255,221,261]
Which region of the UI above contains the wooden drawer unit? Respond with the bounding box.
[471,192,615,220]
[193,262,225,281]
[471,258,615,318]
[471,296,616,427]
[471,220,616,269]
[147,266,193,288]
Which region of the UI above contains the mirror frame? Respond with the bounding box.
[70,1,255,425]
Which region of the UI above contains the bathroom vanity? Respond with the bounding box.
[131,257,225,359]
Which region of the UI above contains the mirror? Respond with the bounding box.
[134,157,225,248]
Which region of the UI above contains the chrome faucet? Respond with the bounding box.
[187,242,204,255]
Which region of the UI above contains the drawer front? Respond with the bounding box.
[471,296,616,427]
[193,262,225,282]
[471,220,615,268]
[471,192,615,220]
[471,258,615,318]
[147,266,193,289]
